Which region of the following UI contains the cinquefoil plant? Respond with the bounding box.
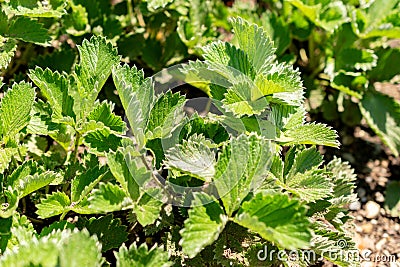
[0,17,358,266]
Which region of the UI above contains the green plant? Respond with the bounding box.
[0,17,358,266]
[240,0,400,156]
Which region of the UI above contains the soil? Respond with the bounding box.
[321,82,400,266]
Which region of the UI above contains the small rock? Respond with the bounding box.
[365,176,373,183]
[395,224,400,231]
[375,192,385,202]
[361,262,374,267]
[371,219,378,225]
[349,201,361,210]
[361,223,374,234]
[375,238,387,251]
[365,201,381,219]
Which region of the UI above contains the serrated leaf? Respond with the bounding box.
[179,193,228,258]
[63,4,89,36]
[39,221,75,237]
[4,0,66,18]
[133,190,163,227]
[359,90,400,156]
[107,150,140,200]
[203,41,256,79]
[146,91,185,140]
[0,38,17,70]
[0,189,19,218]
[36,191,71,218]
[0,228,103,267]
[88,183,132,213]
[115,243,172,267]
[234,193,311,250]
[74,36,120,117]
[311,221,359,267]
[7,17,50,45]
[77,214,128,252]
[71,166,108,203]
[112,65,154,148]
[0,148,18,174]
[336,48,377,71]
[368,48,400,82]
[14,171,58,198]
[28,67,74,120]
[230,17,276,75]
[214,134,273,216]
[0,82,35,138]
[280,123,339,147]
[83,128,122,155]
[165,134,216,182]
[326,157,357,206]
[87,101,126,133]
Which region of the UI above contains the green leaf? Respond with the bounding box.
[179,193,228,258]
[288,0,321,23]
[0,189,19,218]
[311,221,359,266]
[39,221,75,237]
[107,150,140,200]
[4,0,66,18]
[74,36,120,116]
[0,82,35,138]
[28,67,74,120]
[83,128,122,155]
[0,228,103,267]
[0,37,17,70]
[63,4,89,36]
[36,191,71,219]
[385,181,400,217]
[76,214,128,252]
[335,48,377,72]
[230,17,276,75]
[165,134,216,182]
[368,48,400,82]
[280,123,339,147]
[146,91,186,140]
[214,134,273,216]
[0,148,18,174]
[71,166,108,203]
[14,171,58,198]
[234,193,311,250]
[0,217,12,252]
[326,157,357,206]
[7,17,51,45]
[359,90,400,156]
[88,183,132,213]
[275,147,333,202]
[203,41,256,79]
[143,0,174,11]
[133,189,163,227]
[87,101,126,133]
[115,242,172,267]
[112,65,154,148]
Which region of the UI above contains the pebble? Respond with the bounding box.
[375,238,387,251]
[349,201,361,210]
[365,201,381,219]
[371,219,378,225]
[361,223,374,234]
[365,176,373,183]
[375,192,385,202]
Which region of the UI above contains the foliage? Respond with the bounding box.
[0,14,360,266]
